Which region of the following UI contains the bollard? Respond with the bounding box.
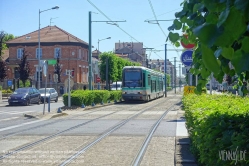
[81,104,85,108]
[57,107,62,113]
[48,96,50,113]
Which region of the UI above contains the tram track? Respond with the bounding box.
[59,99,178,166]
[0,102,136,140]
[0,99,164,162]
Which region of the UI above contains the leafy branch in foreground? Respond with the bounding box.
[168,0,249,93]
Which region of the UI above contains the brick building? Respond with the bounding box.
[6,26,90,90]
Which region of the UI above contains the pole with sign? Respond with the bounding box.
[180,50,193,86]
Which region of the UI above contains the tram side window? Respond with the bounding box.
[152,81,155,91]
[143,73,145,87]
[160,81,163,91]
[148,75,151,86]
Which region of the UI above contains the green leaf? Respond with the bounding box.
[173,19,182,30]
[241,37,249,53]
[217,8,230,27]
[193,23,221,47]
[200,68,210,79]
[174,41,180,47]
[201,45,220,75]
[180,16,188,23]
[193,3,204,13]
[221,47,234,60]
[168,32,180,43]
[231,51,249,74]
[205,13,218,24]
[234,0,249,12]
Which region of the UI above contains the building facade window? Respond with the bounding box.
[78,49,82,59]
[36,48,42,58]
[54,48,61,58]
[17,48,24,59]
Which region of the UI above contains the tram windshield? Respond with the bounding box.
[123,69,142,88]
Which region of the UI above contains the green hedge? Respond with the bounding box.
[63,90,123,106]
[182,94,249,165]
[167,87,172,91]
[2,89,13,94]
[109,90,122,101]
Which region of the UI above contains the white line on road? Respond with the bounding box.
[0,119,45,132]
[0,117,19,122]
[0,110,35,115]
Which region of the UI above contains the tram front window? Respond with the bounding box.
[123,69,142,87]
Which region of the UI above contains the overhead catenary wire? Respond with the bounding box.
[87,0,163,60]
[147,0,181,57]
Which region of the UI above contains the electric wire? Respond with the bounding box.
[87,0,163,60]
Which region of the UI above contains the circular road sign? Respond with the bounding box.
[96,77,101,83]
[181,50,193,66]
[181,34,195,49]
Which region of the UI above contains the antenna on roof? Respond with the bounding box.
[50,17,59,28]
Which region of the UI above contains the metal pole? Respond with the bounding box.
[38,9,41,89]
[164,44,167,97]
[88,11,92,90]
[68,70,71,107]
[43,61,47,115]
[179,64,181,92]
[98,39,99,58]
[174,57,176,94]
[106,57,108,90]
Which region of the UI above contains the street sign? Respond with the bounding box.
[181,34,195,49]
[181,50,193,67]
[64,78,74,88]
[48,59,57,65]
[43,61,48,77]
[7,80,12,87]
[96,77,101,83]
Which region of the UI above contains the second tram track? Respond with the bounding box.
[0,99,164,161]
[59,99,178,166]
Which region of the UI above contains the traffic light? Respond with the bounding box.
[71,69,74,77]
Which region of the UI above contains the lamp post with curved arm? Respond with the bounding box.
[38,6,59,89]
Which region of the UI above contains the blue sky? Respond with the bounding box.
[0,0,185,74]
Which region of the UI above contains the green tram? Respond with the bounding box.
[122,66,165,101]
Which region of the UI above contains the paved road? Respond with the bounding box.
[0,90,192,165]
[0,98,64,129]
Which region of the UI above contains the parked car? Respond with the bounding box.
[39,88,58,103]
[8,87,41,106]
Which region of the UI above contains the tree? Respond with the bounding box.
[0,32,7,82]
[168,0,249,93]
[18,48,32,87]
[0,32,14,56]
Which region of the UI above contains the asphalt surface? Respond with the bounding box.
[0,97,64,129]
[0,90,196,165]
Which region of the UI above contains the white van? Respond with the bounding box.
[111,81,122,90]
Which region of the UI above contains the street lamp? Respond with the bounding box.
[98,37,111,58]
[38,6,59,89]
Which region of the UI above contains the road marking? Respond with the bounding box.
[0,111,35,115]
[0,117,19,122]
[0,119,45,132]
